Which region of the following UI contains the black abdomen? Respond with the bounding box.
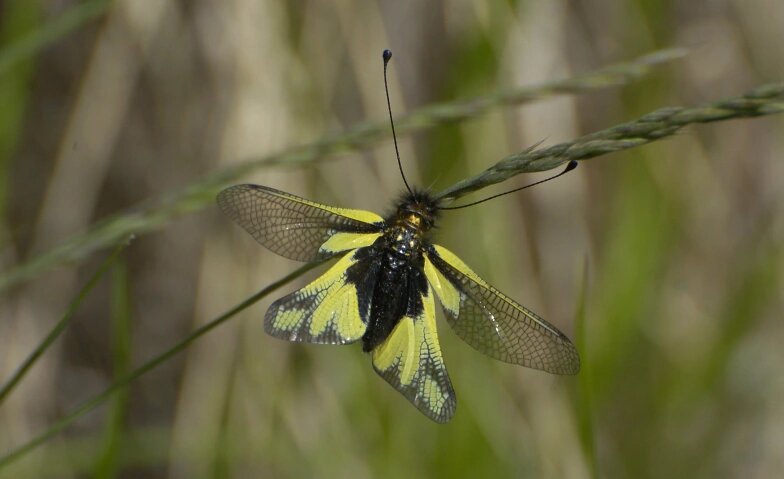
[360,230,427,352]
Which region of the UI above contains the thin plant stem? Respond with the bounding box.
[0,236,131,405]
[573,260,599,479]
[92,258,132,479]
[0,260,321,470]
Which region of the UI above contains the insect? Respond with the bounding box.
[217,50,580,423]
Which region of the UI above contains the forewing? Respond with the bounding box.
[217,184,384,262]
[425,244,580,375]
[265,249,381,344]
[371,282,456,423]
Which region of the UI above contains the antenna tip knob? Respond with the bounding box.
[383,49,392,63]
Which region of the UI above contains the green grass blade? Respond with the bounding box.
[210,339,241,479]
[0,0,41,226]
[0,260,322,470]
[0,236,131,406]
[92,258,132,479]
[573,259,599,479]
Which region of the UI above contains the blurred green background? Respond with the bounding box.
[1,1,783,478]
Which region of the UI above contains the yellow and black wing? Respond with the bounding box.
[424,244,580,375]
[264,247,382,344]
[371,281,456,423]
[217,184,385,262]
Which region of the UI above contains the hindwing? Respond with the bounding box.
[424,244,580,375]
[217,184,384,262]
[265,248,381,344]
[371,282,456,423]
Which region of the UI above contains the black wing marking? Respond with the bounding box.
[217,184,385,262]
[425,244,580,375]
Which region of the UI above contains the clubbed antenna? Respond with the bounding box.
[383,49,413,195]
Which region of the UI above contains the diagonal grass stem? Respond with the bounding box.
[0,236,131,405]
[0,260,321,470]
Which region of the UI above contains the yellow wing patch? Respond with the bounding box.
[423,255,460,316]
[319,231,382,255]
[294,196,384,225]
[371,285,456,423]
[430,245,484,284]
[265,252,368,344]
